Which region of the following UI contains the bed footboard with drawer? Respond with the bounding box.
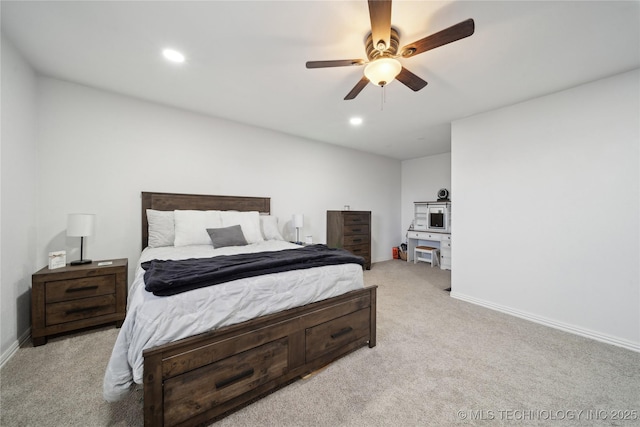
[143,285,377,427]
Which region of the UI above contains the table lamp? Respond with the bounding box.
[67,213,95,265]
[293,214,304,244]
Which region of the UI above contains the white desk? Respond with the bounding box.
[406,230,452,270]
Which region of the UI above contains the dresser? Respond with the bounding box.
[31,258,128,346]
[326,210,371,269]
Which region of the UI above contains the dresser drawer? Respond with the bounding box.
[163,338,288,426]
[344,242,370,258]
[45,275,115,303]
[441,240,452,250]
[344,224,369,235]
[45,294,116,326]
[305,308,370,361]
[346,247,370,269]
[343,213,369,226]
[344,234,369,246]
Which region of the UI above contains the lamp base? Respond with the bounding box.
[70,259,92,266]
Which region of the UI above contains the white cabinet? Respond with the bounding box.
[440,234,452,270]
[412,201,451,233]
[414,203,428,230]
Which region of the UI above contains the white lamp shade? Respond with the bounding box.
[67,213,96,237]
[364,57,402,87]
[293,214,304,228]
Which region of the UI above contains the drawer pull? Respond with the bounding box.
[330,327,353,339]
[351,228,362,232]
[66,285,98,293]
[215,368,254,390]
[352,238,362,243]
[65,305,101,315]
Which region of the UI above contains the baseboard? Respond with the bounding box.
[0,328,31,369]
[450,291,640,353]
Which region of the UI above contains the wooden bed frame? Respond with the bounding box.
[140,192,377,426]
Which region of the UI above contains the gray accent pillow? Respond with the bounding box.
[207,225,248,248]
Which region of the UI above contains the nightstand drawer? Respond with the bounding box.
[45,294,116,326]
[305,308,370,361]
[45,275,115,303]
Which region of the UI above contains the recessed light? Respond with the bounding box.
[162,48,185,63]
[350,117,363,126]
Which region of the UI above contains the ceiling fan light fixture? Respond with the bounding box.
[364,57,402,87]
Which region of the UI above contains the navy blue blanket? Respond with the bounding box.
[141,244,364,296]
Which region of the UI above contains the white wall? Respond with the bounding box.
[400,153,451,240]
[35,78,401,283]
[451,69,640,350]
[0,34,38,362]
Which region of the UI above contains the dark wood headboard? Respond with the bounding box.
[141,192,271,249]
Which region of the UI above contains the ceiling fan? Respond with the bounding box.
[306,0,475,100]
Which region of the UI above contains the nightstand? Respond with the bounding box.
[31,258,128,346]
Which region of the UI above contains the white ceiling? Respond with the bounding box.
[2,1,639,160]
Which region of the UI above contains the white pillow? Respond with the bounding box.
[174,210,222,246]
[146,209,175,248]
[260,215,284,241]
[220,211,264,244]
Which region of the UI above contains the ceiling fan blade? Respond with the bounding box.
[396,67,428,92]
[306,59,366,69]
[344,76,370,100]
[368,0,392,51]
[400,18,475,58]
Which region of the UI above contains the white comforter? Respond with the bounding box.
[102,241,364,401]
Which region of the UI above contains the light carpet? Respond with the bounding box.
[2,260,639,426]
